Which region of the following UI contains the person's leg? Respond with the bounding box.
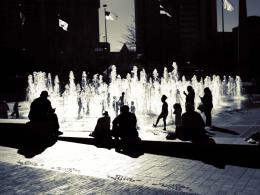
[163,116,167,130]
[153,114,162,127]
[205,110,212,127]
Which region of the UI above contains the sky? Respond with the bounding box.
[99,0,260,52]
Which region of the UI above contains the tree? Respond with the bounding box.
[121,21,136,51]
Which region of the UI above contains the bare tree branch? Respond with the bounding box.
[121,18,136,51]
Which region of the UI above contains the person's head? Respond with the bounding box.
[173,103,181,110]
[204,87,211,95]
[102,111,109,117]
[187,86,193,93]
[40,91,49,98]
[122,92,125,96]
[176,89,180,94]
[185,103,194,112]
[131,101,134,105]
[161,95,167,102]
[120,105,129,113]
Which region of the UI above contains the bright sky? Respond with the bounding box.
[99,0,135,52]
[99,0,260,52]
[217,0,260,32]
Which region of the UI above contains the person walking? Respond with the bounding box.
[11,101,20,118]
[153,95,168,130]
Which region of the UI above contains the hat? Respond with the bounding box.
[40,91,49,98]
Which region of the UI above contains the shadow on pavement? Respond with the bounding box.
[58,136,260,169]
[211,126,240,135]
[1,123,259,169]
[0,123,58,158]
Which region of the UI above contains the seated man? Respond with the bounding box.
[28,91,62,136]
[90,111,111,139]
[112,105,139,141]
[168,103,207,141]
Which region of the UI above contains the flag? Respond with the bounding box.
[223,0,234,12]
[19,11,26,26]
[105,11,118,21]
[59,19,68,31]
[159,2,172,17]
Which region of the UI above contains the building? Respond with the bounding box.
[135,0,217,73]
[233,16,260,87]
[0,0,100,76]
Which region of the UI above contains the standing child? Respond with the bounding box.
[130,101,136,114]
[153,95,168,130]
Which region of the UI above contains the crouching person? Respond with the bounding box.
[90,111,111,140]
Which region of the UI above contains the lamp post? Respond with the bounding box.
[103,4,108,43]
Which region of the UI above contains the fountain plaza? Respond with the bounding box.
[3,62,247,138]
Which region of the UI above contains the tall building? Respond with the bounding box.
[0,0,100,74]
[135,0,217,72]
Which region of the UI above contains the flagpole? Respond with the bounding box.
[103,4,108,43]
[221,0,225,46]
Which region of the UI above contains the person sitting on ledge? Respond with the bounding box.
[112,105,140,141]
[28,91,62,136]
[90,111,111,139]
[167,103,208,142]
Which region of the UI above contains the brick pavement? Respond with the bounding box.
[0,161,197,195]
[1,138,260,195]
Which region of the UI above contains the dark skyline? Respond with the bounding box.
[99,0,260,51]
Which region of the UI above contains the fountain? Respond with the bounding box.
[25,62,243,125]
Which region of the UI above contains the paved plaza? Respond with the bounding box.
[1,96,260,194]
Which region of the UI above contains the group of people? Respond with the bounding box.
[153,86,213,141]
[27,86,213,142]
[90,105,139,143]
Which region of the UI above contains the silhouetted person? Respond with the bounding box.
[0,99,9,119]
[184,86,195,108]
[90,111,111,139]
[130,101,136,114]
[112,96,119,116]
[173,103,182,128]
[200,87,213,127]
[77,96,83,119]
[167,103,207,141]
[112,105,139,141]
[180,103,206,141]
[153,95,168,130]
[28,91,62,136]
[11,101,20,118]
[119,92,125,108]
